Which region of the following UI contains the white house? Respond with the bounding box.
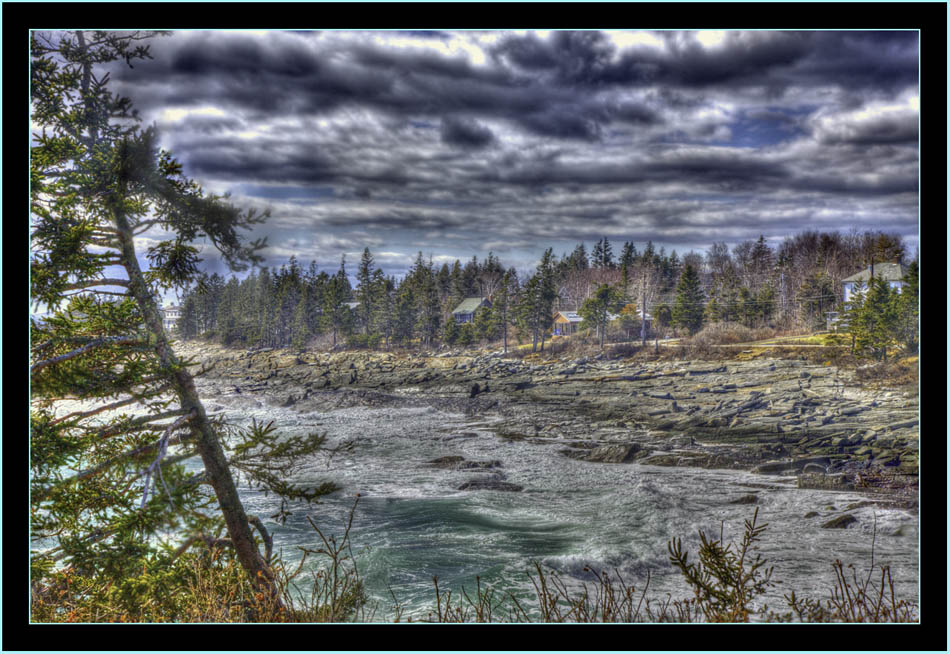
[842,263,907,305]
[161,304,182,331]
[827,262,908,331]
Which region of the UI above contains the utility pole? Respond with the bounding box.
[640,278,647,347]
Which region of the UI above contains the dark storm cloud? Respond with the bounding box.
[803,32,919,92]
[494,31,810,89]
[814,113,918,146]
[165,133,412,187]
[520,108,602,141]
[108,30,917,271]
[440,115,494,148]
[476,148,790,193]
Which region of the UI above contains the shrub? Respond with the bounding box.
[689,322,777,346]
[345,333,382,350]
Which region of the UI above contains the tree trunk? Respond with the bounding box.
[72,32,275,601]
[113,211,277,599]
[503,312,508,354]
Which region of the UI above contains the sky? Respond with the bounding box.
[101,29,919,286]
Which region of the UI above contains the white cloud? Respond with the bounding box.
[695,30,728,50]
[809,97,919,145]
[604,30,666,55]
[159,105,227,123]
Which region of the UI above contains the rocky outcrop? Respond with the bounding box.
[561,443,644,463]
[178,341,918,498]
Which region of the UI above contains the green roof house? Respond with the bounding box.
[452,297,491,324]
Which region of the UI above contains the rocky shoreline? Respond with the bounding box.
[179,341,919,510]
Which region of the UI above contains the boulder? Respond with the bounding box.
[821,514,857,529]
[457,478,523,492]
[754,456,831,475]
[457,459,503,471]
[426,455,466,469]
[797,473,855,491]
[729,494,759,505]
[566,443,643,463]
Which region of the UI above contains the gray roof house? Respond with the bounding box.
[452,297,491,323]
[842,263,908,304]
[827,262,908,331]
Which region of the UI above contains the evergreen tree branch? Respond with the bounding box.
[50,385,171,426]
[59,278,131,291]
[30,335,146,374]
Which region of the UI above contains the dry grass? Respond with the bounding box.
[853,356,919,390]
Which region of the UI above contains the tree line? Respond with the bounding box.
[176,230,917,354]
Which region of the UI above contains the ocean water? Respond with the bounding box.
[218,401,920,622]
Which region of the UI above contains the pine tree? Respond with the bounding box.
[490,269,516,353]
[671,263,705,334]
[579,283,624,349]
[516,274,545,352]
[30,31,330,606]
[894,259,919,353]
[473,304,495,342]
[322,257,352,348]
[291,285,311,350]
[738,286,756,328]
[536,248,559,351]
[256,267,275,347]
[416,271,442,348]
[848,277,898,361]
[371,271,396,349]
[356,247,376,335]
[177,295,200,339]
[568,243,589,270]
[591,237,614,268]
[392,283,417,346]
[619,242,635,300]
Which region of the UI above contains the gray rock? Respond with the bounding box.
[729,494,759,505]
[281,393,297,407]
[456,459,503,471]
[798,474,855,491]
[821,514,857,529]
[457,478,523,492]
[581,443,643,463]
[754,456,831,475]
[426,455,466,468]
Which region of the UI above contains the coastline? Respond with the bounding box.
[177,339,919,510]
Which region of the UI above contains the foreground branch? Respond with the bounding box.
[31,335,146,374]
